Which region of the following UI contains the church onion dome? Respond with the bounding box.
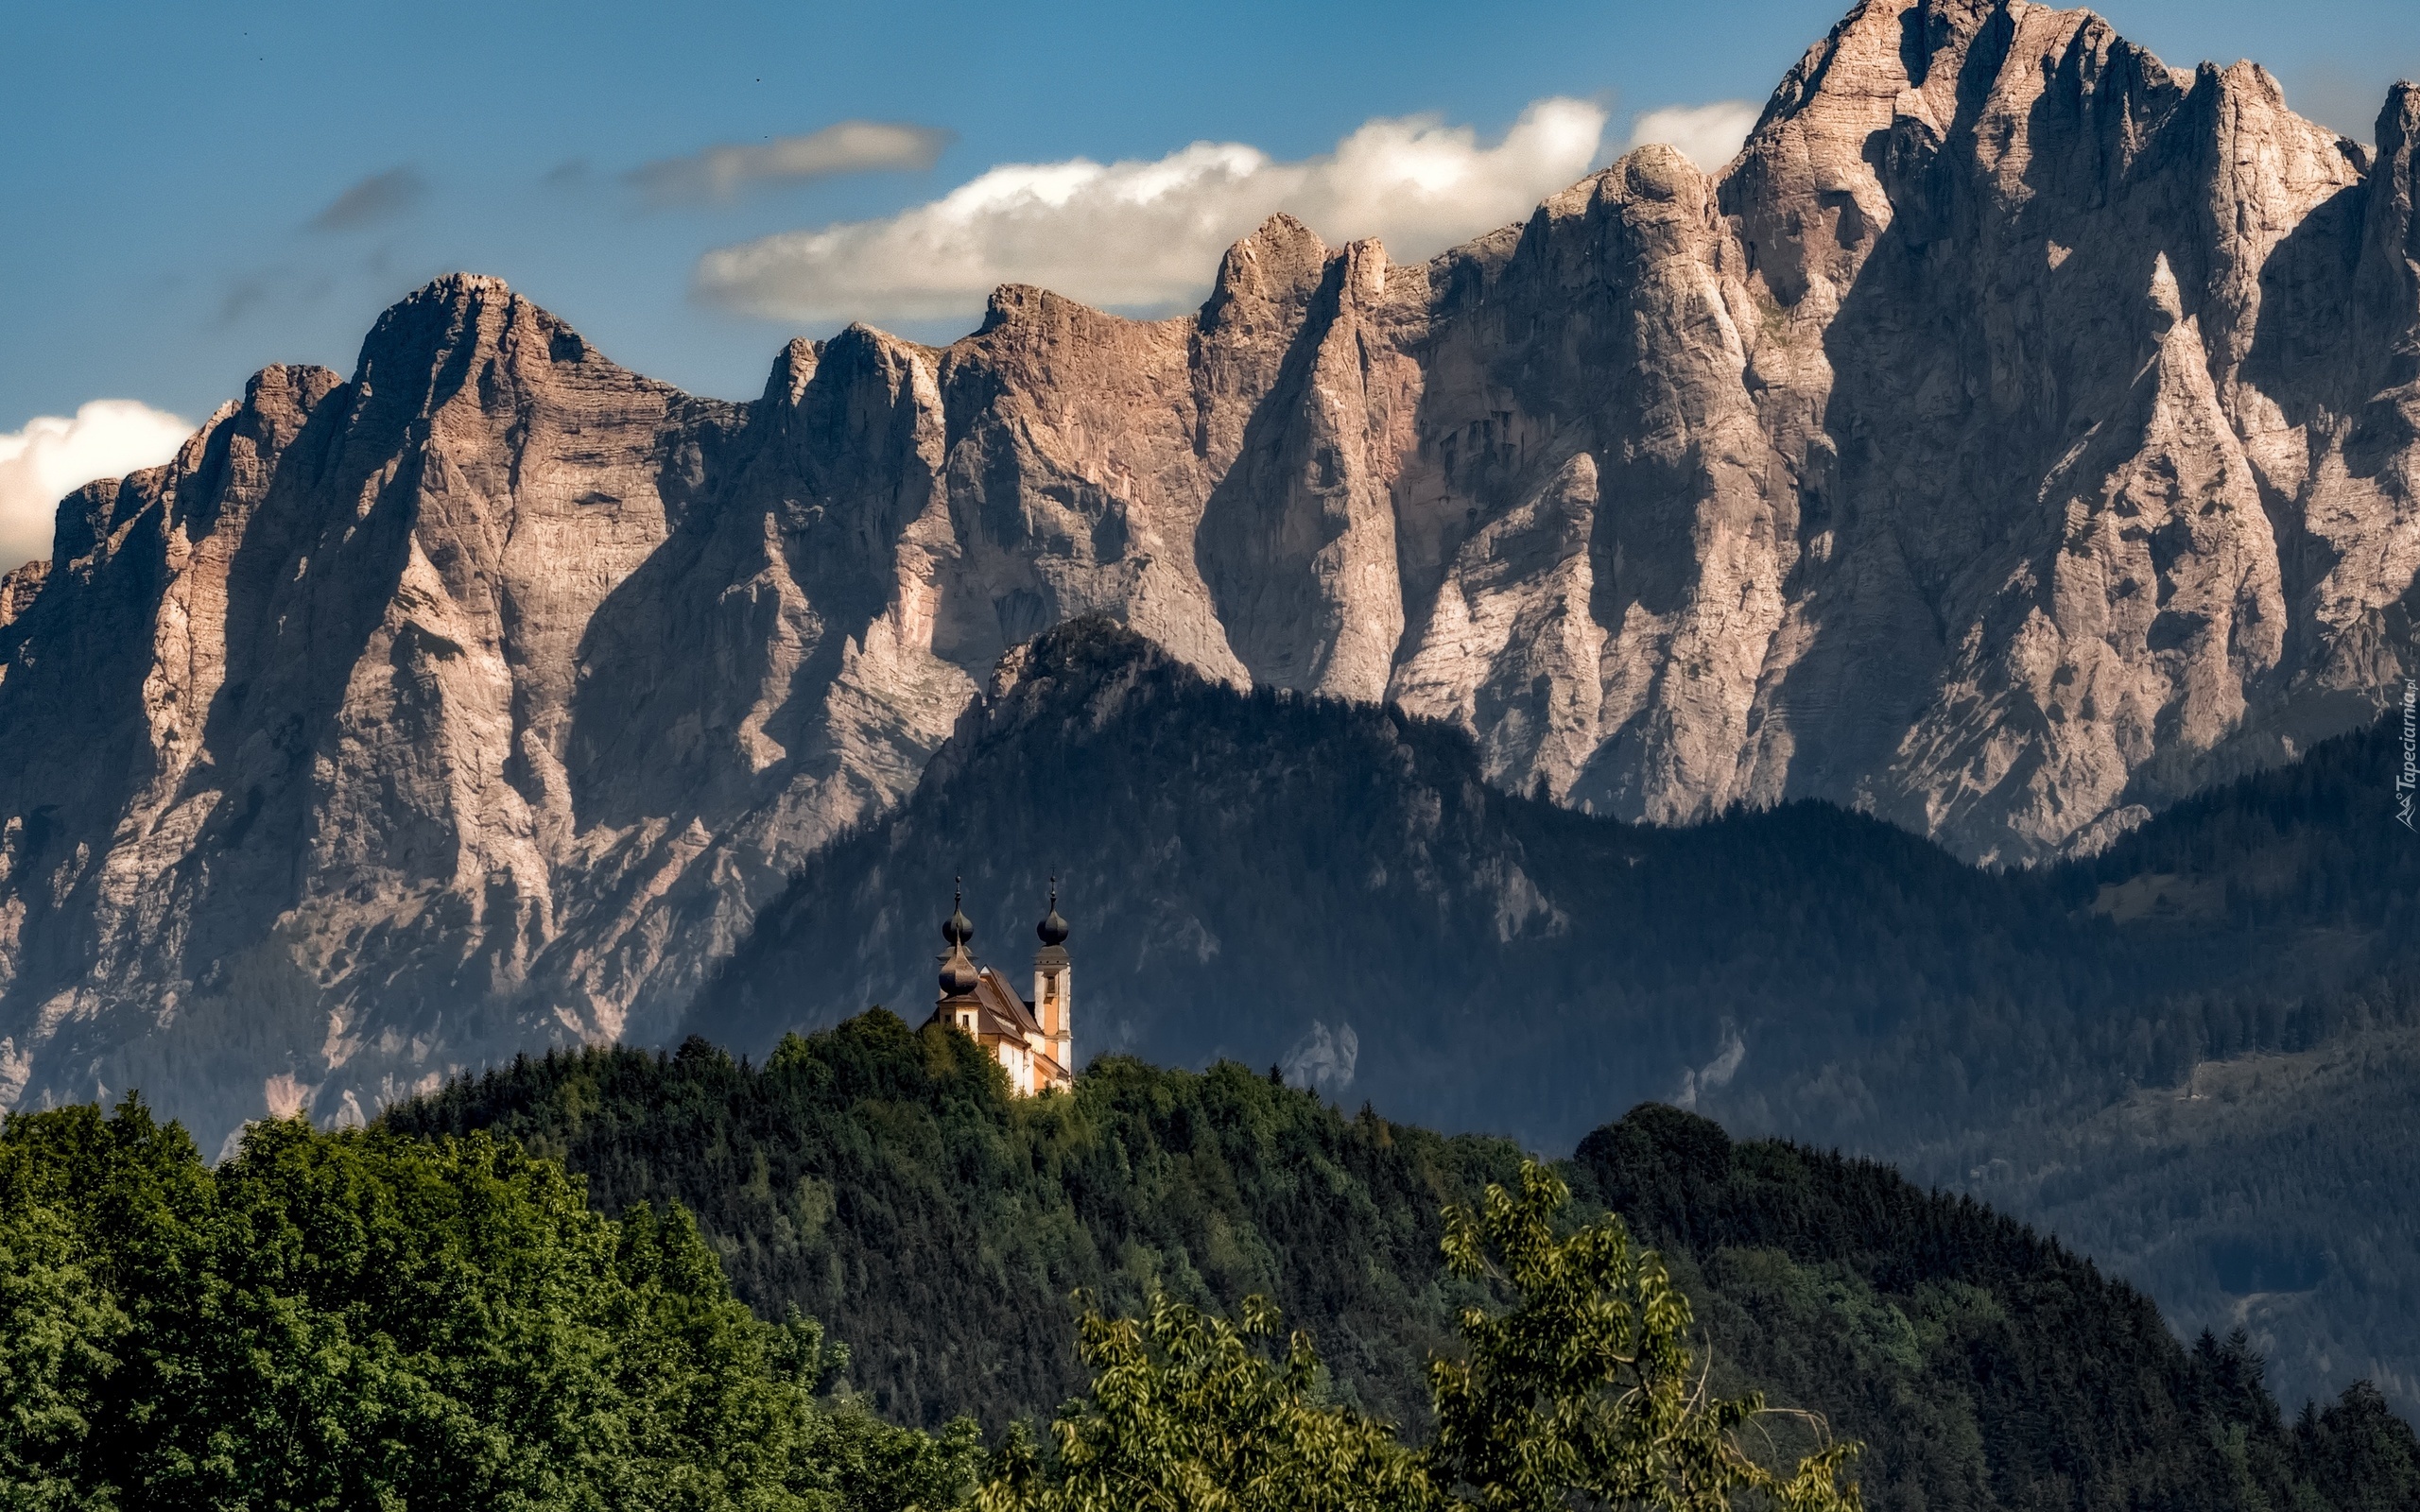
[939,943,978,997]
[942,878,973,947]
[1037,879,1069,947]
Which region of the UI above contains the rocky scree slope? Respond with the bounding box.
[6,0,2420,1142]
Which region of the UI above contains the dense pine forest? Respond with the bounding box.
[386,1011,2420,1512]
[679,619,2420,1416]
[392,1011,1513,1434]
[0,1038,1871,1511]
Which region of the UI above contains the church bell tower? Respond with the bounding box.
[938,879,979,1035]
[1033,880,1073,1076]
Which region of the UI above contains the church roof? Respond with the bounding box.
[973,968,1044,1038]
[935,967,1046,1047]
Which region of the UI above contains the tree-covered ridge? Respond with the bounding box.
[678,618,2420,1415]
[2068,710,2420,933]
[0,1097,977,1510]
[5,1073,1858,1512]
[1952,1025,2420,1423]
[686,618,2420,1155]
[385,1014,2420,1512]
[386,1010,1520,1433]
[1569,1107,2420,1511]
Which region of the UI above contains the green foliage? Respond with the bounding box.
[684,622,2420,1418]
[2290,1382,2420,1511]
[979,1296,1434,1512]
[980,1165,1858,1512]
[0,1096,980,1511]
[1944,1022,2420,1421]
[0,1192,125,1508]
[1428,1161,1857,1512]
[385,1014,1521,1432]
[391,1024,2420,1509]
[1572,1106,2420,1512]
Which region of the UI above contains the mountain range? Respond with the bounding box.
[3,0,2418,1409]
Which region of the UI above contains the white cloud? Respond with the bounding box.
[695,97,1609,325]
[0,401,192,571]
[1623,100,1761,172]
[629,120,954,206]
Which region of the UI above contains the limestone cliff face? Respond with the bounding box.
[0,561,45,631]
[4,0,2418,1140]
[1387,0,2415,861]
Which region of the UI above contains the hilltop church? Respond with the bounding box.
[924,883,1074,1095]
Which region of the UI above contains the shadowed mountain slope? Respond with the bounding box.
[694,619,2418,1150]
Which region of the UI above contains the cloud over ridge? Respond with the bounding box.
[630,121,954,206]
[0,401,192,571]
[694,97,1609,326]
[1623,100,1760,171]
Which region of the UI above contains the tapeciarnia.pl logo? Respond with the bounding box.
[2398,678,2418,831]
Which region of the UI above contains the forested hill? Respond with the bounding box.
[1570,1108,2416,1510]
[382,1014,2420,1512]
[395,1013,1508,1435]
[688,618,2419,1156]
[677,620,2420,1417]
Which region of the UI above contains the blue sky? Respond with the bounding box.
[5,0,2418,469]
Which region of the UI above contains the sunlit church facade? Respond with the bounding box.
[924,883,1074,1095]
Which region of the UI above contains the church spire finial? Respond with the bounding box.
[939,878,977,997]
[1037,877,1069,947]
[942,875,973,947]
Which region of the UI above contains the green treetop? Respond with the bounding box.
[984,1159,1860,1512]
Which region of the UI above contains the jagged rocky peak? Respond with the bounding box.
[764,336,821,404]
[6,0,2420,1143]
[358,271,580,373]
[0,559,45,632]
[1201,213,1334,329]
